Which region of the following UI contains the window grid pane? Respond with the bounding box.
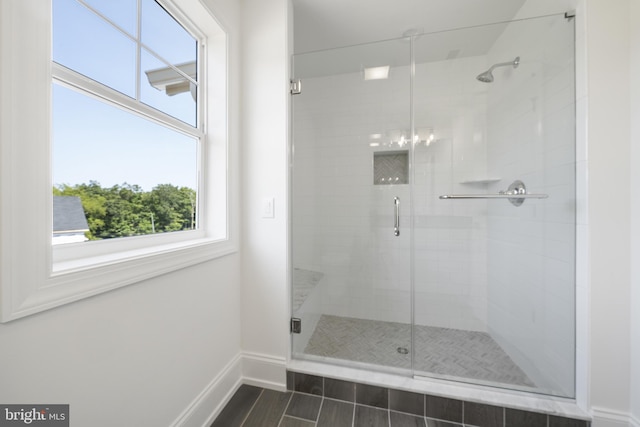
[53,0,199,127]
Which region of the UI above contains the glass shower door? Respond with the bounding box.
[411,14,576,397]
[291,40,413,373]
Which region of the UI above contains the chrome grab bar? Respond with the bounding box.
[439,180,548,207]
[439,194,548,199]
[394,197,400,236]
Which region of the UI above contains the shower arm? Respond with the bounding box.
[487,59,518,72]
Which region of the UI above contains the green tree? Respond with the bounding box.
[148,184,196,232]
[53,182,196,240]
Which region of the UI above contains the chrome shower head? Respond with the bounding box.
[476,56,520,83]
[476,70,494,83]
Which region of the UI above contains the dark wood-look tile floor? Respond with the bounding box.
[212,385,489,427]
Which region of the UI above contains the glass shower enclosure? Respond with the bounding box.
[290,13,576,398]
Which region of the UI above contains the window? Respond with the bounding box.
[53,0,200,244]
[0,0,233,322]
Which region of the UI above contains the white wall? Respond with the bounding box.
[0,0,245,425]
[240,0,290,385]
[0,257,242,427]
[629,0,640,425]
[585,0,633,425]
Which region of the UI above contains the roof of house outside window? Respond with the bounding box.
[53,196,89,233]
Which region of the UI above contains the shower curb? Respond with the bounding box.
[286,370,592,427]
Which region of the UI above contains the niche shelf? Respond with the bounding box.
[373,151,409,185]
[459,178,502,185]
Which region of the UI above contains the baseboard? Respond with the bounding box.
[592,407,637,427]
[169,353,243,427]
[169,351,287,427]
[242,351,287,391]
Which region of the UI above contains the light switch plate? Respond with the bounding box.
[262,197,275,218]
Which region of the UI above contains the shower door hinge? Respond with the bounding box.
[291,317,302,334]
[290,79,302,95]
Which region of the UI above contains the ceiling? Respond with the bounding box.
[291,0,529,54]
[291,0,577,78]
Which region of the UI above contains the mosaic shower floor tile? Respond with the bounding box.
[304,315,535,388]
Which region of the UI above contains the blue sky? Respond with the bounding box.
[52,0,198,192]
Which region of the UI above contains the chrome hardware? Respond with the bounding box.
[439,180,548,207]
[394,197,400,236]
[290,79,302,95]
[291,317,302,334]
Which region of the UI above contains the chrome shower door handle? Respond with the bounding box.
[394,197,400,236]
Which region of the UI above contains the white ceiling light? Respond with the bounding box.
[364,66,390,80]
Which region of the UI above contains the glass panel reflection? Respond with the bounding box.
[82,0,137,36]
[53,0,137,98]
[141,0,198,67]
[141,48,197,126]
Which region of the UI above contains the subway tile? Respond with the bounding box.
[390,411,426,427]
[463,402,503,427]
[389,389,424,416]
[285,393,323,421]
[425,395,463,423]
[504,408,547,427]
[356,383,388,408]
[549,415,590,427]
[317,399,354,427]
[210,385,262,427]
[325,377,356,402]
[242,390,291,427]
[354,405,389,427]
[295,373,324,395]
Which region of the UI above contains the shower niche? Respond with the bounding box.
[373,151,409,185]
[291,13,576,398]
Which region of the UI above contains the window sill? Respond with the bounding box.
[52,234,231,274]
[2,238,237,323]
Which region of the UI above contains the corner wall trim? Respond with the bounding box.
[242,351,287,392]
[169,353,243,427]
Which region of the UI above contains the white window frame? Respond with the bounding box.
[0,0,235,322]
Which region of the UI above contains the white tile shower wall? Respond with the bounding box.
[293,69,413,324]
[293,55,491,330]
[483,16,576,396]
[413,55,491,332]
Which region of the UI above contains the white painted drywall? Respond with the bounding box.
[0,256,243,427]
[629,0,640,425]
[586,0,633,424]
[240,0,290,372]
[0,0,244,425]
